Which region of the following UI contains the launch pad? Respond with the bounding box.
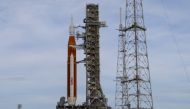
[57,106,111,109]
[57,0,154,109]
[56,3,111,109]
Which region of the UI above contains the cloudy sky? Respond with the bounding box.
[0,0,190,109]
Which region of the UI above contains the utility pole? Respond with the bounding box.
[115,0,154,109]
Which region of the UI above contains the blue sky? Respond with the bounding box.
[0,0,190,109]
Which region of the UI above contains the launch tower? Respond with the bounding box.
[115,0,154,109]
[56,3,111,109]
[84,4,107,107]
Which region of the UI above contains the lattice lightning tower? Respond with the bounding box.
[115,0,154,109]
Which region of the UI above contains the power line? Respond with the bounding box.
[160,0,190,82]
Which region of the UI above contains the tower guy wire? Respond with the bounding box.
[160,0,190,82]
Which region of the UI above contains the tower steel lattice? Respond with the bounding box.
[82,4,109,108]
[115,8,128,109]
[115,0,154,109]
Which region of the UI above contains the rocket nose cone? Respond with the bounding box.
[69,16,75,36]
[68,36,76,45]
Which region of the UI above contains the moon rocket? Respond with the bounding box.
[67,18,77,106]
